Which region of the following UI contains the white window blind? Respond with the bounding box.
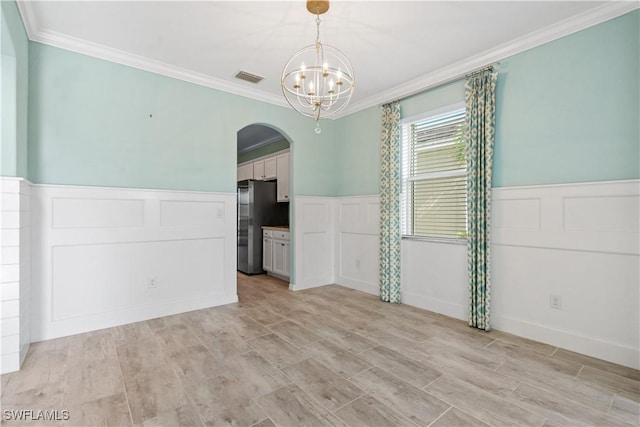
[401,107,467,240]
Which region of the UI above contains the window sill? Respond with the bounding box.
[401,235,467,245]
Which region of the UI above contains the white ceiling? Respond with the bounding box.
[17,1,637,119]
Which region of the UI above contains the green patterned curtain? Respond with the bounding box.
[465,70,497,331]
[379,102,401,303]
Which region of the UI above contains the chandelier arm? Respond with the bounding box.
[298,96,314,109]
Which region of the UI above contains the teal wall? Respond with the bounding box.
[333,81,465,196]
[494,10,639,187]
[237,138,289,164]
[19,8,640,196]
[334,10,639,194]
[28,42,340,195]
[333,107,380,196]
[400,81,466,120]
[0,0,28,178]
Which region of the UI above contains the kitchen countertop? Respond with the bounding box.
[262,225,289,231]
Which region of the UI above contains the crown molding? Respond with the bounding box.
[15,0,38,40]
[334,1,639,118]
[16,0,639,120]
[16,1,288,109]
[50,30,289,107]
[238,133,287,155]
[33,28,289,109]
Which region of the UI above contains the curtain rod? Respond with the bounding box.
[384,62,499,106]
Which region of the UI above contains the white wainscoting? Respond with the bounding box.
[22,180,637,367]
[0,177,30,374]
[291,196,335,291]
[490,179,639,369]
[31,184,237,342]
[334,180,638,369]
[334,196,380,295]
[401,239,468,320]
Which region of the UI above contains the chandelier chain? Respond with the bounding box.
[316,15,321,45]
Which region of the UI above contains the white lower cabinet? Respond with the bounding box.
[262,229,289,280]
[263,237,273,271]
[273,240,289,277]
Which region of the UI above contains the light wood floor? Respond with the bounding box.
[2,273,639,426]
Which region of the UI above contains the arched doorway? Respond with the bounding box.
[236,124,293,290]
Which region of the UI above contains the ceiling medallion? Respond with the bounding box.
[281,0,355,133]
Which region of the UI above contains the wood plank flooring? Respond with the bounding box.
[1,273,638,426]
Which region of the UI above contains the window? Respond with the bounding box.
[401,104,467,240]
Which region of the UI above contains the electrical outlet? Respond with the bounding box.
[355,259,361,269]
[549,294,562,310]
[148,277,157,288]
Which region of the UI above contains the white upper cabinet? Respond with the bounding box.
[264,157,277,180]
[237,149,290,189]
[237,163,253,181]
[253,160,265,180]
[276,153,290,202]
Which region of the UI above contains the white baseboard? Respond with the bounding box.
[266,272,290,283]
[32,293,238,342]
[492,314,640,370]
[402,291,467,321]
[335,277,378,296]
[289,281,330,292]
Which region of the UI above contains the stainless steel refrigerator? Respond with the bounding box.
[237,180,288,275]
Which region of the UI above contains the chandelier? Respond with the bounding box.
[281,0,355,133]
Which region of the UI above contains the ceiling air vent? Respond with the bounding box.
[235,71,264,84]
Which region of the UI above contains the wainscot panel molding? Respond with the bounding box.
[30,184,237,342]
[490,179,639,369]
[334,196,380,295]
[291,196,335,291]
[401,179,639,369]
[492,180,639,255]
[0,177,31,374]
[18,180,639,369]
[401,238,469,321]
